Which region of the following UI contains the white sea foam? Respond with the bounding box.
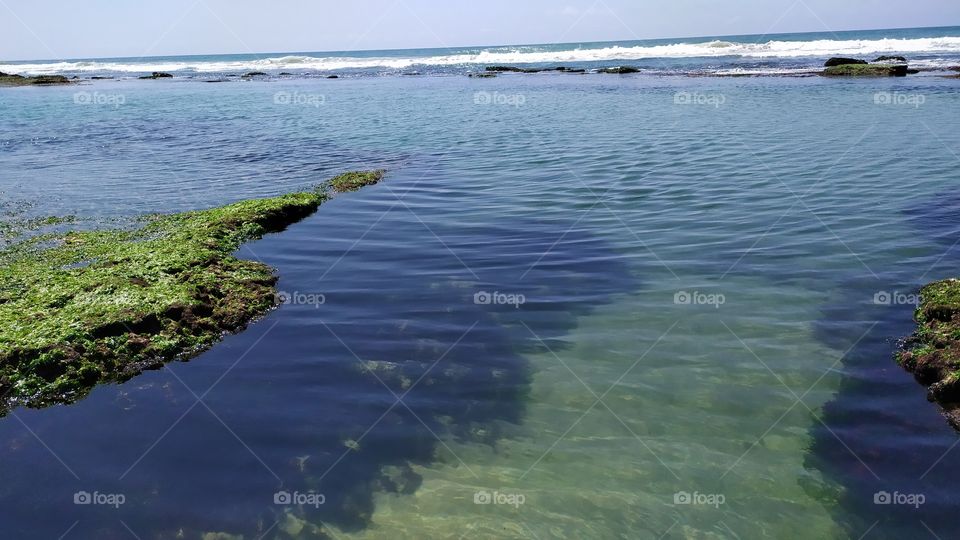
[3,36,960,75]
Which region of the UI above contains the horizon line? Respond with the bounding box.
[3,23,959,64]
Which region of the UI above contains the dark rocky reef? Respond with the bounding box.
[139,72,174,79]
[598,66,641,74]
[0,72,71,86]
[825,57,868,67]
[485,66,586,74]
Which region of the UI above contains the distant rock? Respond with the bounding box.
[824,57,867,67]
[33,75,70,84]
[0,73,71,86]
[598,66,640,74]
[326,75,339,79]
[469,72,497,78]
[139,72,173,79]
[90,76,114,80]
[279,72,294,76]
[486,66,530,73]
[823,64,908,77]
[873,55,907,63]
[242,71,268,78]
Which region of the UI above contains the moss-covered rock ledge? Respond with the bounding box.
[897,279,960,429]
[0,170,385,412]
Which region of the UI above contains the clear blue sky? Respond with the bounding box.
[2,0,958,60]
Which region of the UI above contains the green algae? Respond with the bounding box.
[897,278,960,428]
[822,64,908,77]
[327,169,386,193]
[0,73,72,86]
[0,171,385,412]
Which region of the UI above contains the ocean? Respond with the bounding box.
[3,26,960,78]
[1,25,960,539]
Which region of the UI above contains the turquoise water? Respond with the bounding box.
[2,29,960,540]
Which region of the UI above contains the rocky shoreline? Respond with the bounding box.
[4,55,959,83]
[0,170,385,414]
[897,279,960,430]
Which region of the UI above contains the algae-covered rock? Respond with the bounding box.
[0,73,71,86]
[823,64,908,77]
[897,279,960,430]
[0,171,385,412]
[326,169,385,193]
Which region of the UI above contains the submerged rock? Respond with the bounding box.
[874,55,908,63]
[823,63,908,77]
[598,66,641,74]
[469,72,497,78]
[242,71,268,77]
[824,57,868,67]
[139,72,173,79]
[326,75,339,79]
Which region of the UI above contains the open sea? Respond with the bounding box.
[2,25,960,539]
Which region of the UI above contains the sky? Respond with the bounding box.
[2,0,959,61]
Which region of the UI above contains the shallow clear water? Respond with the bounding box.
[1,70,960,539]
